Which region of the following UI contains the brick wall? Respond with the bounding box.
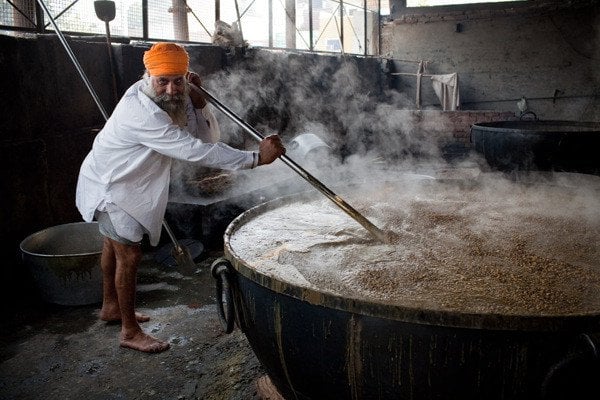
[392,109,516,143]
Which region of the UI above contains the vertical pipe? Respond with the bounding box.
[308,0,313,51]
[142,0,148,40]
[171,0,189,41]
[103,20,119,107]
[35,0,44,32]
[268,0,273,47]
[377,0,381,56]
[363,0,367,56]
[416,60,423,109]
[285,0,295,49]
[339,0,344,52]
[215,0,220,22]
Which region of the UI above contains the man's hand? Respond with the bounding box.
[186,71,207,109]
[257,134,286,166]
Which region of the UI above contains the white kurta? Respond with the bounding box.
[76,80,256,246]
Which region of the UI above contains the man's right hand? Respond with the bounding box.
[257,134,286,166]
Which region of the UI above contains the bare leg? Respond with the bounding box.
[106,238,169,353]
[99,238,149,323]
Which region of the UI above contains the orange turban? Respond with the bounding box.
[143,42,189,76]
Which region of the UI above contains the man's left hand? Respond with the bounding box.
[186,71,207,109]
[257,134,286,166]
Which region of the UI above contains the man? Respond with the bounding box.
[76,42,285,353]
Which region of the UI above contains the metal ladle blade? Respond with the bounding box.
[158,221,199,271]
[94,1,116,22]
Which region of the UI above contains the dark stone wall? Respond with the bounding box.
[0,35,230,299]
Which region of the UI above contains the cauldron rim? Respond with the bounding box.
[471,120,600,134]
[223,186,600,333]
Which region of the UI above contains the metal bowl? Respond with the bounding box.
[20,222,104,306]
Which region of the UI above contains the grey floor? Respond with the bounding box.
[0,250,265,400]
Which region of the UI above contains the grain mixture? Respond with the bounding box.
[229,178,600,316]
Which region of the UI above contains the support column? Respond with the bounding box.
[285,0,296,49]
[170,0,189,41]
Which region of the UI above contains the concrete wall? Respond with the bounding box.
[383,0,600,120]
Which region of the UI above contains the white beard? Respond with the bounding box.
[142,77,189,128]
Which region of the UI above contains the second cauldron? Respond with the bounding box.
[470,120,600,175]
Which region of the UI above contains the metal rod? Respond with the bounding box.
[162,218,179,243]
[103,20,119,107]
[364,0,367,56]
[36,0,110,120]
[190,83,389,243]
[233,0,244,45]
[43,0,79,29]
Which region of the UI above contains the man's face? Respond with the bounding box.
[151,75,186,97]
[145,74,189,115]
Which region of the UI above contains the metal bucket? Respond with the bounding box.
[20,222,104,306]
[288,133,331,161]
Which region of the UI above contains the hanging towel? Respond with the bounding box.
[431,73,460,111]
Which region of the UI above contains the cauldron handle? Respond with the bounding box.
[540,333,600,399]
[211,258,235,334]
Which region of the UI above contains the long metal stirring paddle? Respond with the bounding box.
[190,83,390,243]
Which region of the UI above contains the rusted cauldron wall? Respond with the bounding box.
[229,269,597,400]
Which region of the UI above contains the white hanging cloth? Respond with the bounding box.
[431,73,460,111]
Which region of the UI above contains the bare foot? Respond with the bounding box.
[100,309,151,323]
[120,331,170,353]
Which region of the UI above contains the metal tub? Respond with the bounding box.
[20,222,103,306]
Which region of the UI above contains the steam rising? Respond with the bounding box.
[172,50,459,206]
[167,49,599,245]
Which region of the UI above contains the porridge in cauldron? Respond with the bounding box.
[229,177,600,316]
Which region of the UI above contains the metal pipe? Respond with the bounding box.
[364,0,367,56]
[233,0,244,45]
[190,83,390,243]
[308,0,313,51]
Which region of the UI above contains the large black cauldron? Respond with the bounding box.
[214,187,600,400]
[470,120,600,175]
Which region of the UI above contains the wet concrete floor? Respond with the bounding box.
[0,249,265,400]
